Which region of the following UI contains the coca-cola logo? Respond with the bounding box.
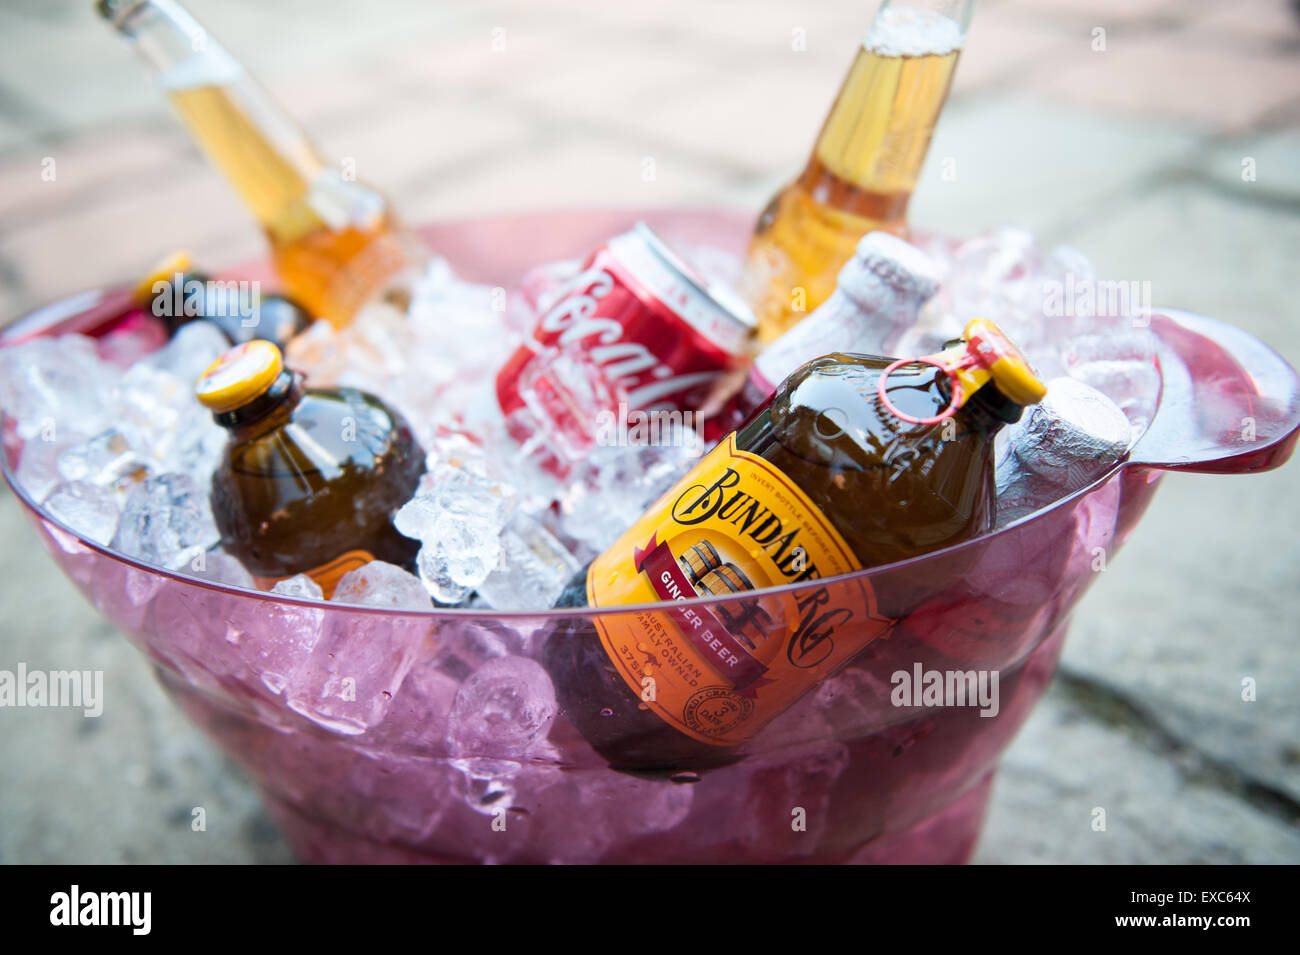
[535,261,721,412]
[538,262,621,347]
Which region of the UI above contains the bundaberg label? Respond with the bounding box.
[586,433,891,746]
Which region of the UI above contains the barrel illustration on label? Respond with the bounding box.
[546,318,1047,772]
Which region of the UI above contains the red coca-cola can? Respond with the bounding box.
[496,223,754,467]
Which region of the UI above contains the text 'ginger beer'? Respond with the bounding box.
[740,0,971,342]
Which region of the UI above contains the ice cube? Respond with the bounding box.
[113,364,225,477]
[558,436,704,557]
[448,656,557,758]
[396,465,507,604]
[475,512,580,611]
[112,472,220,570]
[368,660,462,758]
[285,304,413,398]
[0,335,117,441]
[57,430,149,489]
[190,548,255,589]
[43,481,120,546]
[451,756,523,817]
[285,562,431,734]
[946,227,1041,329]
[227,593,325,699]
[13,434,81,503]
[513,346,624,466]
[428,617,518,682]
[270,574,324,600]
[330,560,431,611]
[143,320,230,385]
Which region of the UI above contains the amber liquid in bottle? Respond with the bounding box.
[740,6,964,342]
[166,85,422,329]
[546,351,1020,772]
[210,373,425,591]
[103,0,425,329]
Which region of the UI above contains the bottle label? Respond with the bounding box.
[253,549,374,600]
[585,433,892,747]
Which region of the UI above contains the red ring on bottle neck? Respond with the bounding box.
[877,356,965,426]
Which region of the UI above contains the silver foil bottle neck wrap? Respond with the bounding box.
[835,231,943,319]
[1010,376,1133,487]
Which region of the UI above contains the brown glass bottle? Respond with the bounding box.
[545,325,1043,772]
[196,341,425,595]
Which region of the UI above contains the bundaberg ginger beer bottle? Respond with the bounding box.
[546,318,1045,771]
[740,0,972,342]
[99,0,429,329]
[195,341,425,597]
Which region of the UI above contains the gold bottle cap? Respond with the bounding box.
[961,318,1047,407]
[195,340,285,413]
[132,250,193,303]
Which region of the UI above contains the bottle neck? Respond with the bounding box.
[105,0,327,230]
[214,371,302,435]
[949,378,1023,437]
[798,4,967,220]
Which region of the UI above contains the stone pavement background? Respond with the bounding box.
[0,0,1297,863]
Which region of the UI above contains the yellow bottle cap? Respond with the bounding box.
[195,340,285,413]
[132,250,193,303]
[962,318,1047,406]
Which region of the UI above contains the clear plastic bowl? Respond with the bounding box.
[4,210,1297,864]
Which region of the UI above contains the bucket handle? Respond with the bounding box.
[1130,308,1300,474]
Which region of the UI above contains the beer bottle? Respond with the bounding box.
[195,341,426,598]
[146,254,313,348]
[705,230,940,440]
[545,319,1045,771]
[739,0,972,342]
[98,0,429,329]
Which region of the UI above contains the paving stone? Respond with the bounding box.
[0,167,262,314]
[908,94,1204,238]
[0,7,165,140]
[400,132,745,222]
[1027,28,1300,133]
[1199,128,1300,202]
[1058,468,1300,805]
[314,96,536,207]
[952,3,1085,96]
[1183,0,1300,51]
[1000,0,1192,27]
[975,683,1300,863]
[595,52,846,177]
[495,38,741,136]
[0,126,193,225]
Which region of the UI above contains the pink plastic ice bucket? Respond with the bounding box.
[4,210,1298,864]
